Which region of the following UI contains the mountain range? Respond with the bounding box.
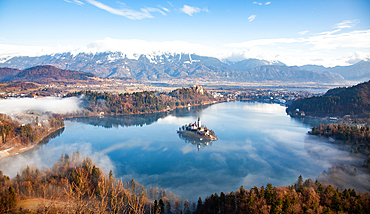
[0,65,96,84]
[1,52,369,83]
[299,60,370,81]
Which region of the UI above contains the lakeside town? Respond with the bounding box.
[0,79,322,107]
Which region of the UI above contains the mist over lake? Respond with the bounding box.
[0,101,366,201]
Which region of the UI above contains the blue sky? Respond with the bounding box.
[0,0,369,66]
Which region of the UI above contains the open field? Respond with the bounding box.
[17,198,68,211]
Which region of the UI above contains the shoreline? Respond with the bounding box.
[0,125,65,160]
[0,99,224,159]
[64,99,224,119]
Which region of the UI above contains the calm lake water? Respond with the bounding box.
[0,101,364,201]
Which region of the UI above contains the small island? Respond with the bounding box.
[177,117,217,141]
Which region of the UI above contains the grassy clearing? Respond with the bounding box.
[17,198,67,211]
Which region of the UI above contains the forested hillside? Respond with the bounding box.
[0,152,183,213]
[0,68,20,81]
[0,113,64,158]
[195,178,370,214]
[287,80,370,117]
[310,124,370,156]
[0,65,96,84]
[2,159,370,214]
[64,85,218,116]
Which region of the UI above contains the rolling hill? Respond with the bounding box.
[287,80,370,117]
[0,65,96,84]
[0,68,20,81]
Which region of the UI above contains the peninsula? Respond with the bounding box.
[177,117,217,141]
[0,113,64,159]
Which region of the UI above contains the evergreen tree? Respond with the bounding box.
[282,194,290,212]
[7,186,17,210]
[130,178,136,195]
[298,175,303,186]
[196,197,202,214]
[166,200,172,214]
[153,200,158,213]
[159,199,165,214]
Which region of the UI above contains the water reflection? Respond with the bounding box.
[0,127,65,177]
[65,104,212,128]
[1,101,367,202]
[20,127,65,156]
[303,135,361,168]
[303,135,370,192]
[170,103,213,118]
[178,131,214,152]
[40,127,65,145]
[291,116,335,128]
[66,113,168,128]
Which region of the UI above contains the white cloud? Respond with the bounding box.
[144,7,167,16]
[306,30,370,50]
[209,153,227,164]
[0,43,75,58]
[180,5,201,16]
[334,19,359,29]
[223,28,370,67]
[85,0,166,20]
[225,29,370,51]
[225,46,282,63]
[181,144,195,154]
[226,47,370,67]
[80,38,226,58]
[1,25,369,68]
[344,51,370,64]
[226,37,300,48]
[254,2,270,5]
[64,0,84,5]
[248,15,257,22]
[0,97,82,115]
[160,6,169,12]
[0,38,228,60]
[298,30,309,35]
[317,29,342,35]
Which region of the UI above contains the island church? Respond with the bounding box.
[190,117,202,130]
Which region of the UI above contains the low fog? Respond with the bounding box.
[318,165,370,193]
[0,141,116,179]
[0,96,89,177]
[0,97,82,116]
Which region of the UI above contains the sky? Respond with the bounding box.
[0,0,369,67]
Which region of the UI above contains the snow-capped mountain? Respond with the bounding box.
[0,51,351,82]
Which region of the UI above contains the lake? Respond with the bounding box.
[0,101,364,201]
